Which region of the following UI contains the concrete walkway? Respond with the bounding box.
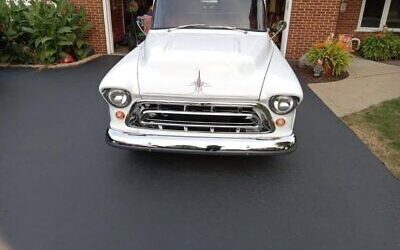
[309,57,400,117]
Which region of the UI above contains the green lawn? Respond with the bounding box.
[343,98,400,179]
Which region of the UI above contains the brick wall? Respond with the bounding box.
[286,0,341,59]
[336,0,362,35]
[70,0,108,53]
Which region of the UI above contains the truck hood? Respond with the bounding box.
[137,30,274,100]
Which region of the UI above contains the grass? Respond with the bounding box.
[342,98,400,179]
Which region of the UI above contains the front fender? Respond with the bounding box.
[259,46,303,103]
[99,45,143,96]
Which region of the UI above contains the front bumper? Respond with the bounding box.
[106,128,297,155]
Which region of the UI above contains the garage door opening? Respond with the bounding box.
[106,0,153,55]
[267,0,292,55]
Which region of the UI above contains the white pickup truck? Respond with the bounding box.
[100,0,303,155]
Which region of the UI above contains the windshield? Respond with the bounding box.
[153,0,267,31]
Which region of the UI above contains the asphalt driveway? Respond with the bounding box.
[0,56,399,250]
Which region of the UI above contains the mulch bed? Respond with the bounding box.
[288,61,349,84]
[0,54,102,70]
[382,59,400,66]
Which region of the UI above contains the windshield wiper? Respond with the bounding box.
[206,25,248,33]
[168,24,247,33]
[168,24,207,31]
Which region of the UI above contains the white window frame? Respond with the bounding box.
[356,0,400,32]
[280,0,293,56]
[102,0,114,54]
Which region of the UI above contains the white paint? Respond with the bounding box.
[137,30,273,100]
[102,0,114,54]
[380,0,392,28]
[357,0,367,30]
[101,29,303,100]
[99,28,303,138]
[357,0,400,32]
[281,0,292,56]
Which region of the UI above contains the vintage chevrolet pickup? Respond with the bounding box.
[100,0,303,154]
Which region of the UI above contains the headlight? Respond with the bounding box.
[103,89,132,108]
[269,96,298,115]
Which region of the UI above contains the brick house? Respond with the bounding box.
[71,0,400,59]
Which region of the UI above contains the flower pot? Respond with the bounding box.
[323,66,332,76]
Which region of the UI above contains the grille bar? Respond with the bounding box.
[141,118,256,126]
[143,110,256,117]
[126,101,273,134]
[141,121,259,130]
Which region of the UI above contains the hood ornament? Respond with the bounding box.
[190,70,209,94]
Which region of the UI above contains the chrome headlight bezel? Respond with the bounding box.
[102,88,132,108]
[269,95,299,115]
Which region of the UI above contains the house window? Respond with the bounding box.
[387,0,400,28]
[358,0,400,31]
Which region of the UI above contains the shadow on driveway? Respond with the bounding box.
[0,56,399,250]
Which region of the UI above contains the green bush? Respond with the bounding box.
[361,33,400,61]
[306,41,352,77]
[0,0,32,63]
[0,0,92,64]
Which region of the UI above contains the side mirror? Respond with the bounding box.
[136,15,153,36]
[270,20,287,39]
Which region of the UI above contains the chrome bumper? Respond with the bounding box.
[106,128,296,155]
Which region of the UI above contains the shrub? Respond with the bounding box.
[306,37,353,77]
[361,33,400,61]
[0,0,33,63]
[0,0,92,64]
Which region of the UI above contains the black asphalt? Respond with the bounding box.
[0,56,399,250]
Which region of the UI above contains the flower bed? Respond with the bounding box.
[0,0,93,65]
[289,61,349,84]
[290,34,352,83]
[305,34,353,78]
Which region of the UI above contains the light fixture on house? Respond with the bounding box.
[340,0,347,13]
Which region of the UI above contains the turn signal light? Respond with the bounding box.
[275,118,286,127]
[115,111,125,120]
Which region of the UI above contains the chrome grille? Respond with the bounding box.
[126,101,273,133]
